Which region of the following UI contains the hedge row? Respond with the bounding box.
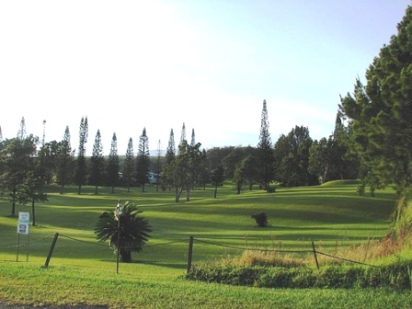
[186,260,412,289]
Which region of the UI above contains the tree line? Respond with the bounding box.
[2,5,412,220]
[0,101,355,220]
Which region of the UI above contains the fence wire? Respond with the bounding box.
[1,233,378,268]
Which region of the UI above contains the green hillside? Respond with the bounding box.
[0,183,410,308]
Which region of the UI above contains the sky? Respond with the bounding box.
[0,0,410,155]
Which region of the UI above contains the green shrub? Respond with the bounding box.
[251,212,268,227]
[187,259,412,290]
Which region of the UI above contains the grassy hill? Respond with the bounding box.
[0,182,411,308]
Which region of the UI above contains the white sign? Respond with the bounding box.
[17,212,30,235]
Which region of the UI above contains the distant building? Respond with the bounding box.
[148,172,160,184]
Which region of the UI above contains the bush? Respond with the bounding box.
[252,212,268,227]
[186,259,412,290]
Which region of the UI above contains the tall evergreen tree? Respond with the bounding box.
[161,129,176,191]
[90,129,105,194]
[74,116,88,194]
[106,132,120,193]
[136,128,150,192]
[17,117,27,140]
[165,129,176,164]
[123,138,135,192]
[340,6,412,194]
[180,123,186,144]
[56,126,74,193]
[190,128,196,146]
[257,100,275,191]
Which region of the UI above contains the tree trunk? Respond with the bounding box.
[186,185,191,202]
[175,186,183,203]
[11,187,16,217]
[214,185,218,198]
[31,198,36,226]
[11,201,16,217]
[120,248,132,263]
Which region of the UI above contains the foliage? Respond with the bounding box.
[162,140,203,202]
[187,259,412,290]
[274,125,316,187]
[136,127,150,191]
[210,164,224,198]
[55,126,74,192]
[257,100,275,191]
[73,116,88,194]
[0,136,38,216]
[94,201,152,262]
[122,137,135,191]
[106,132,120,193]
[339,6,412,195]
[251,212,268,227]
[89,129,105,194]
[308,115,359,184]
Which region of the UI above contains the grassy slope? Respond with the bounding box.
[0,183,410,308]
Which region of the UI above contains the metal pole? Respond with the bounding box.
[187,236,194,274]
[16,233,20,262]
[26,233,29,262]
[116,219,120,274]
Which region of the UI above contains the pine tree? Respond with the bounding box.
[136,128,150,192]
[257,100,275,191]
[123,138,135,192]
[56,126,74,193]
[180,123,186,144]
[74,116,88,194]
[106,132,120,193]
[339,6,412,194]
[90,129,105,194]
[161,129,176,191]
[190,128,196,146]
[17,117,27,140]
[166,129,176,164]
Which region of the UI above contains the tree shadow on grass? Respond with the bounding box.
[98,259,186,270]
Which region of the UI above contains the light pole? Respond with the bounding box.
[115,201,123,274]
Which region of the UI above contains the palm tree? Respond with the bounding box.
[94,201,152,262]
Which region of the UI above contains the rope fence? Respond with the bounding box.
[1,233,378,271]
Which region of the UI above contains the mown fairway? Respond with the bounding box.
[1,182,411,308]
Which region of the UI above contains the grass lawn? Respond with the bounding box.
[1,182,410,308]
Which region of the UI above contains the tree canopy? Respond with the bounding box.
[340,6,412,194]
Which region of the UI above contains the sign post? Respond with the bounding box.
[16,212,30,262]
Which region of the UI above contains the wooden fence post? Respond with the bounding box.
[44,233,59,268]
[312,241,319,271]
[187,236,194,274]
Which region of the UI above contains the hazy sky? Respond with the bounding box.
[0,1,410,155]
